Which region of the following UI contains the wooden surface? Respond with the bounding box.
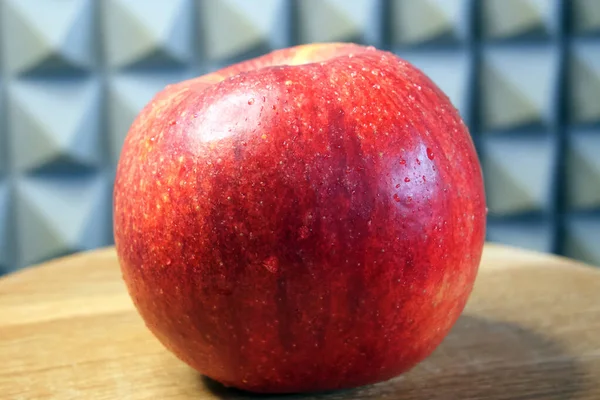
[1,244,599,400]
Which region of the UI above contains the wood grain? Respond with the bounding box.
[1,243,599,399]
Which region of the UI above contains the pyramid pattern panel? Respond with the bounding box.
[571,0,600,35]
[564,214,600,266]
[0,80,5,175]
[482,134,557,216]
[390,0,469,46]
[102,0,193,69]
[480,45,559,132]
[0,0,95,76]
[15,174,111,267]
[568,40,600,125]
[0,0,599,274]
[296,0,382,45]
[566,128,600,209]
[198,0,290,62]
[487,218,555,254]
[480,0,559,40]
[7,77,102,173]
[0,181,9,274]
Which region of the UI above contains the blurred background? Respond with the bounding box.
[0,0,598,275]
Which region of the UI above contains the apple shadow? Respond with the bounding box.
[196,315,585,400]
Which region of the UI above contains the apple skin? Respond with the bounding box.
[113,43,486,394]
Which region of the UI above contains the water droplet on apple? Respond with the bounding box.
[427,148,434,160]
[395,184,400,188]
[399,159,406,165]
[248,98,255,105]
[263,256,279,273]
[407,196,413,203]
[298,226,310,239]
[393,193,401,202]
[404,177,411,182]
[373,84,380,89]
[422,175,427,182]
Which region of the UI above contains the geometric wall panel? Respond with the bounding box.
[480,0,559,40]
[399,49,471,119]
[0,0,94,76]
[480,46,558,131]
[564,214,600,267]
[487,218,554,253]
[102,0,193,69]
[568,41,600,125]
[297,0,381,45]
[15,174,111,268]
[566,129,600,210]
[0,182,9,274]
[0,134,5,175]
[571,0,600,36]
[7,78,101,173]
[390,0,468,46]
[0,82,5,175]
[108,72,191,164]
[199,0,289,61]
[483,134,556,216]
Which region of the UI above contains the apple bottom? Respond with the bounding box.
[123,262,474,394]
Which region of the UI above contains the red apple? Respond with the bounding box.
[113,42,486,394]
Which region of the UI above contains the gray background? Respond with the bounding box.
[0,0,599,275]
